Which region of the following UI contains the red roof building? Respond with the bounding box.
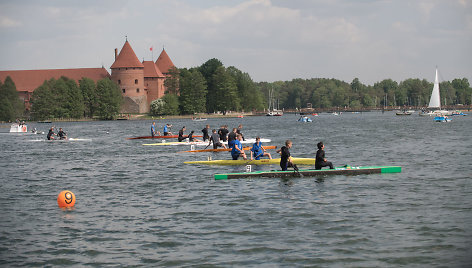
[0,68,110,111]
[156,48,176,75]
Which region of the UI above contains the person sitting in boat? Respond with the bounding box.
[237,124,245,141]
[277,140,293,171]
[178,126,187,142]
[315,142,334,170]
[151,122,160,138]
[47,127,55,140]
[202,124,210,141]
[163,124,172,136]
[57,128,67,140]
[231,134,247,160]
[227,128,237,148]
[209,129,227,149]
[188,130,201,142]
[250,137,272,160]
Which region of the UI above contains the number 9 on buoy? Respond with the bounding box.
[57,190,76,208]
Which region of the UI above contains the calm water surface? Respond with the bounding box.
[1,112,471,267]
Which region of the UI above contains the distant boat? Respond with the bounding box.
[396,111,412,116]
[10,123,27,133]
[434,116,451,122]
[266,87,283,116]
[421,67,452,117]
[298,116,312,122]
[192,117,207,121]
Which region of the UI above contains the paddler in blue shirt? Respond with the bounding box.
[151,122,160,138]
[163,124,172,136]
[231,134,247,160]
[250,137,272,160]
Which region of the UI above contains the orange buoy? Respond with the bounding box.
[57,190,76,208]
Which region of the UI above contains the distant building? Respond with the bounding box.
[0,68,110,111]
[0,39,176,114]
[110,40,176,113]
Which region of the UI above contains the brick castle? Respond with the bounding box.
[0,39,175,114]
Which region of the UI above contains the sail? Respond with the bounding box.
[428,68,441,108]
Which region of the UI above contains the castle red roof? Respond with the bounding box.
[0,68,110,93]
[155,48,175,74]
[142,61,164,78]
[111,41,144,69]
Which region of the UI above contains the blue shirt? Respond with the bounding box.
[251,142,263,159]
[231,140,243,156]
[151,124,156,135]
[163,125,168,133]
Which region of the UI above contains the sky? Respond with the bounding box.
[0,0,471,85]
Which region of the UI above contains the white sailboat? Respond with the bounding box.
[420,68,452,116]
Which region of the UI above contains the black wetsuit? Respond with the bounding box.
[188,132,195,142]
[47,130,54,140]
[202,128,209,141]
[178,129,185,142]
[315,149,334,170]
[280,146,291,171]
[57,130,66,140]
[227,132,237,148]
[219,128,229,142]
[236,129,245,141]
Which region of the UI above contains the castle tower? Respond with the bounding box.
[111,40,147,113]
[155,48,175,76]
[143,60,166,105]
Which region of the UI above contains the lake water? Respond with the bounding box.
[1,112,471,267]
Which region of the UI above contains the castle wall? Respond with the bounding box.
[111,67,150,113]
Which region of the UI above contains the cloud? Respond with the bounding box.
[0,16,20,28]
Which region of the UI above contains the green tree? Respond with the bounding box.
[164,67,180,95]
[227,66,264,111]
[0,76,23,121]
[31,79,55,120]
[178,68,207,114]
[199,58,223,112]
[95,78,123,120]
[79,78,97,118]
[162,94,179,115]
[63,77,84,118]
[210,66,240,113]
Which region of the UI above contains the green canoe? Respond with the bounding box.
[214,166,401,180]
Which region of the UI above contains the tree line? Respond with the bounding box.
[261,77,471,110]
[152,59,471,115]
[0,76,123,121]
[151,58,265,115]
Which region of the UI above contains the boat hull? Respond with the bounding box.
[178,145,277,153]
[144,138,271,146]
[127,135,202,140]
[10,124,27,133]
[215,166,402,180]
[185,157,315,166]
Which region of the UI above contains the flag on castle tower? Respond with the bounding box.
[150,46,153,51]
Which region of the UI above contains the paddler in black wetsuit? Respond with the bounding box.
[236,124,245,141]
[202,124,210,141]
[315,141,334,170]
[178,126,186,142]
[276,140,293,171]
[57,128,67,140]
[227,128,237,149]
[47,127,55,140]
[188,130,201,142]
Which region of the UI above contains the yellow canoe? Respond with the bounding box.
[184,158,316,166]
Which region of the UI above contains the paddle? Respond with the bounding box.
[292,163,302,177]
[244,151,264,166]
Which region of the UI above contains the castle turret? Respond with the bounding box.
[155,48,175,75]
[111,40,147,113]
[143,61,166,105]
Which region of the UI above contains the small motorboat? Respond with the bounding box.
[10,123,27,133]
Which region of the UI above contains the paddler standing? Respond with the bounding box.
[209,129,227,149]
[227,128,237,148]
[250,137,272,160]
[315,141,334,170]
[276,140,293,171]
[237,124,245,141]
[151,122,160,138]
[202,124,210,141]
[231,134,247,160]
